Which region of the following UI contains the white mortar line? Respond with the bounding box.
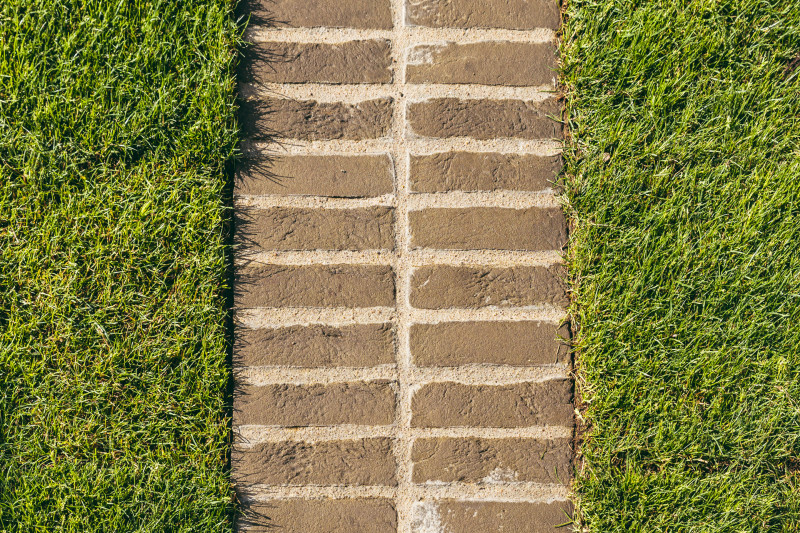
[236,366,398,384]
[235,190,558,210]
[236,249,562,268]
[410,483,570,503]
[392,0,415,529]
[239,485,397,501]
[237,250,396,266]
[240,82,555,103]
[410,306,567,324]
[235,365,569,386]
[408,249,563,268]
[243,138,562,156]
[237,484,569,503]
[407,190,560,209]
[235,306,566,328]
[246,26,557,44]
[235,194,395,209]
[241,138,394,155]
[235,307,396,328]
[235,425,573,445]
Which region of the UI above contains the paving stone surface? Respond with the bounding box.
[233,1,572,530]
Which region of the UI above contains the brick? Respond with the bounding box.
[235,323,395,367]
[407,98,561,140]
[411,380,573,427]
[410,265,568,309]
[412,501,572,533]
[410,321,569,366]
[233,438,397,486]
[410,207,567,250]
[411,437,570,484]
[236,207,394,251]
[407,42,556,86]
[240,0,393,29]
[235,382,396,426]
[235,264,395,308]
[242,41,392,84]
[241,500,397,533]
[240,98,393,141]
[236,155,394,197]
[405,0,560,30]
[410,152,561,193]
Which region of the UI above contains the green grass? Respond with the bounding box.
[561,0,800,530]
[0,0,240,530]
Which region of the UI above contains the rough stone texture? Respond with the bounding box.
[407,42,556,86]
[235,382,397,426]
[413,501,573,533]
[241,500,397,533]
[411,437,571,484]
[410,207,567,251]
[235,264,395,308]
[410,152,562,193]
[410,265,568,309]
[233,438,397,486]
[407,98,562,139]
[240,0,393,29]
[411,381,573,427]
[405,0,560,30]
[240,98,393,141]
[235,323,395,367]
[237,207,394,251]
[236,155,394,197]
[242,41,392,84]
[410,321,569,366]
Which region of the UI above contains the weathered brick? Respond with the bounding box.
[411,380,573,427]
[240,98,393,141]
[405,0,560,30]
[412,500,572,533]
[241,500,397,533]
[407,42,556,86]
[236,155,394,197]
[407,98,561,139]
[235,264,395,308]
[236,207,394,251]
[410,265,568,309]
[241,0,393,29]
[410,207,567,251]
[410,152,561,193]
[410,321,569,366]
[411,437,570,484]
[242,41,392,84]
[235,382,396,426]
[233,438,397,486]
[235,323,395,367]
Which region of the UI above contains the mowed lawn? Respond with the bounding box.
[562,0,800,530]
[0,0,239,530]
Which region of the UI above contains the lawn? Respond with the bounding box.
[0,0,239,530]
[561,0,800,530]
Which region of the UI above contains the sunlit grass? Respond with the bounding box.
[562,1,800,530]
[0,0,240,530]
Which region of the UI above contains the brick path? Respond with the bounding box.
[232,0,573,531]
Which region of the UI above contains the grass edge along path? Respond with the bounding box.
[0,0,241,530]
[561,0,800,531]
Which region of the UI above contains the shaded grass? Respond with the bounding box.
[561,0,800,530]
[0,0,240,530]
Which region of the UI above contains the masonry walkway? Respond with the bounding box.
[232,1,573,531]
